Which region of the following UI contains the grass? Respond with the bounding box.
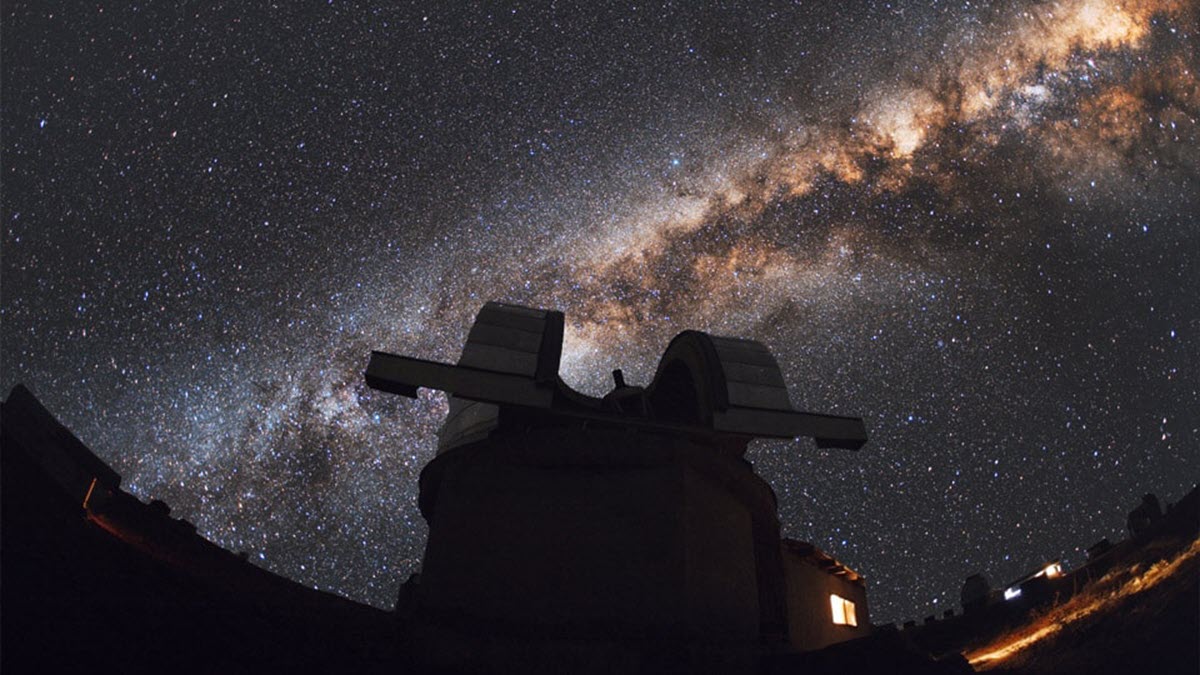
[964,535,1200,674]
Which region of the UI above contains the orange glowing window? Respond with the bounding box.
[830,594,858,626]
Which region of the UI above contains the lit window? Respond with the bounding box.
[830,594,858,626]
[1043,563,1062,578]
[1004,586,1022,600]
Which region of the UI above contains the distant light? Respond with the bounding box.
[1044,563,1062,578]
[1004,587,1022,601]
[82,477,98,509]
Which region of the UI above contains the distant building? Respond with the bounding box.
[1086,538,1113,561]
[781,539,872,651]
[960,573,991,613]
[1127,493,1163,538]
[1000,561,1064,604]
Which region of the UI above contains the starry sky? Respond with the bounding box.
[2,1,1197,624]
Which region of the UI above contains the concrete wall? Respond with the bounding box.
[683,464,760,639]
[783,554,871,651]
[416,426,771,644]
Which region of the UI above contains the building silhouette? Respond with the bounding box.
[366,301,871,670]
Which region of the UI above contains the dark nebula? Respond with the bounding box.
[2,1,1197,622]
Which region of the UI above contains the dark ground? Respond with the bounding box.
[978,537,1199,675]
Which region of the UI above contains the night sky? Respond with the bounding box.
[2,1,1197,624]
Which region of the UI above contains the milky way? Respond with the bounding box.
[2,1,1197,622]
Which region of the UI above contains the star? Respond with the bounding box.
[1,0,1196,624]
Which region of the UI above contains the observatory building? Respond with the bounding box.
[366,302,871,671]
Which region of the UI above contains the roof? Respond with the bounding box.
[1,384,122,502]
[1004,560,1063,590]
[782,538,866,585]
[365,301,868,453]
[1,384,395,672]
